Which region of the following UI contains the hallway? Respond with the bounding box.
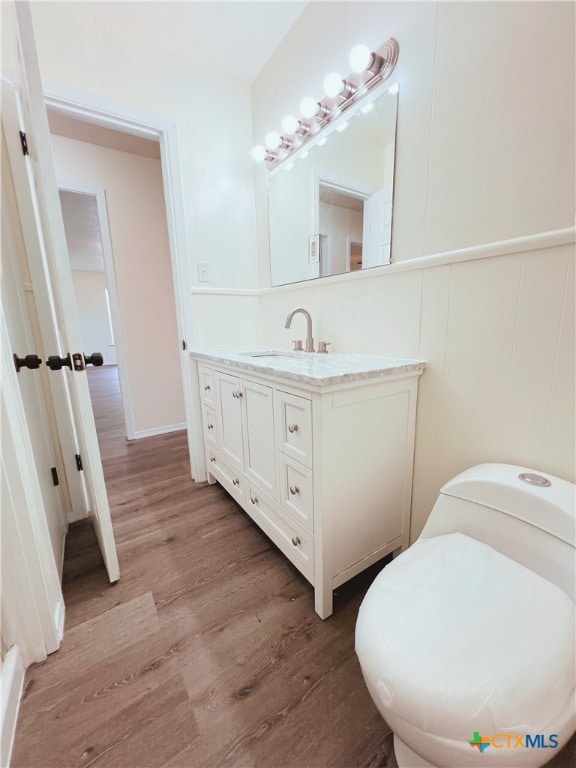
[12,366,397,768]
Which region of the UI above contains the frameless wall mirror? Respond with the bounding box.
[268,86,398,287]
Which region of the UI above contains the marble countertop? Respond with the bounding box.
[191,347,425,387]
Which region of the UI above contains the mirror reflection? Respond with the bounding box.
[268,87,398,286]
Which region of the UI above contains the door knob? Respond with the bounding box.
[46,353,72,371]
[83,353,104,367]
[13,353,42,373]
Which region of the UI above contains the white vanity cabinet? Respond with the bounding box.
[195,351,424,619]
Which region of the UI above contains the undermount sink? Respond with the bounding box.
[240,352,295,359]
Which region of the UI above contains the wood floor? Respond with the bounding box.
[12,366,576,768]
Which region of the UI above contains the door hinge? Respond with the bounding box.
[19,131,29,156]
[75,453,83,471]
[182,340,187,351]
[51,467,60,486]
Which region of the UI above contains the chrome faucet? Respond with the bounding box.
[285,307,314,352]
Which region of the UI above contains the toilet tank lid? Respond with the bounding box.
[440,463,575,546]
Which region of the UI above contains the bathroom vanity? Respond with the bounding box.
[192,348,425,618]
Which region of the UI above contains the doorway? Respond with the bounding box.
[43,88,204,481]
[49,114,187,453]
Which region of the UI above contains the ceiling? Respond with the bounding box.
[126,1,309,83]
[60,190,105,272]
[36,1,308,85]
[320,186,365,213]
[49,111,161,160]
[53,2,310,270]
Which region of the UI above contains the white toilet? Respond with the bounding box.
[355,463,575,768]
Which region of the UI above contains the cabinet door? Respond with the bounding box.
[214,371,244,468]
[242,378,276,499]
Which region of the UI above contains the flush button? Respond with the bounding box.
[518,472,551,487]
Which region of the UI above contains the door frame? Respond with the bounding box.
[43,83,205,480]
[58,184,136,440]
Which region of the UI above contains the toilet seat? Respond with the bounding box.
[355,533,575,740]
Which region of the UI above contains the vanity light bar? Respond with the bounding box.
[252,38,399,170]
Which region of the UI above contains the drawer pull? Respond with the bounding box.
[291,536,301,547]
[289,485,300,495]
[205,384,211,391]
[233,478,240,486]
[288,423,299,433]
[207,423,214,430]
[209,456,216,463]
[250,494,258,505]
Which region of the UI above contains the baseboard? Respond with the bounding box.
[1,645,25,768]
[130,422,187,440]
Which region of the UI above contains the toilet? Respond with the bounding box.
[355,463,575,768]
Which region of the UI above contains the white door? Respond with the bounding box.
[1,152,68,574]
[2,1,119,581]
[363,186,393,268]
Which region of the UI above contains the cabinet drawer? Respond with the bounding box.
[246,485,313,582]
[275,390,313,468]
[202,405,216,446]
[206,448,244,504]
[199,365,214,406]
[279,454,314,532]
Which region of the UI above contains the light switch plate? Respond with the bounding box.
[308,233,321,264]
[197,262,210,282]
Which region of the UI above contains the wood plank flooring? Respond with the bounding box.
[12,366,576,768]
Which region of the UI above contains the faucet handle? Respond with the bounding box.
[292,339,303,352]
[317,341,331,354]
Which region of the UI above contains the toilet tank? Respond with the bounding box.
[420,463,576,599]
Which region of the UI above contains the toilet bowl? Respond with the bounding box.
[355,464,576,768]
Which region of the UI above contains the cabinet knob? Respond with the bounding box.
[207,423,214,430]
[233,478,240,486]
[250,494,258,505]
[291,536,301,547]
[289,485,300,495]
[209,456,216,463]
[288,423,299,433]
[205,384,211,391]
[232,390,243,398]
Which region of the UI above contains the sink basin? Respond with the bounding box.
[240,352,295,359]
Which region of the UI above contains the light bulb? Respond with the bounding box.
[282,114,299,134]
[349,44,373,73]
[388,83,399,95]
[361,102,374,114]
[336,122,348,132]
[299,150,309,160]
[300,96,319,119]
[316,137,327,146]
[323,72,345,98]
[252,145,267,162]
[265,131,281,150]
[284,161,294,172]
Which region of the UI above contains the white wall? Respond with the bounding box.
[252,1,575,538]
[53,136,185,436]
[71,270,116,366]
[1,0,260,347]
